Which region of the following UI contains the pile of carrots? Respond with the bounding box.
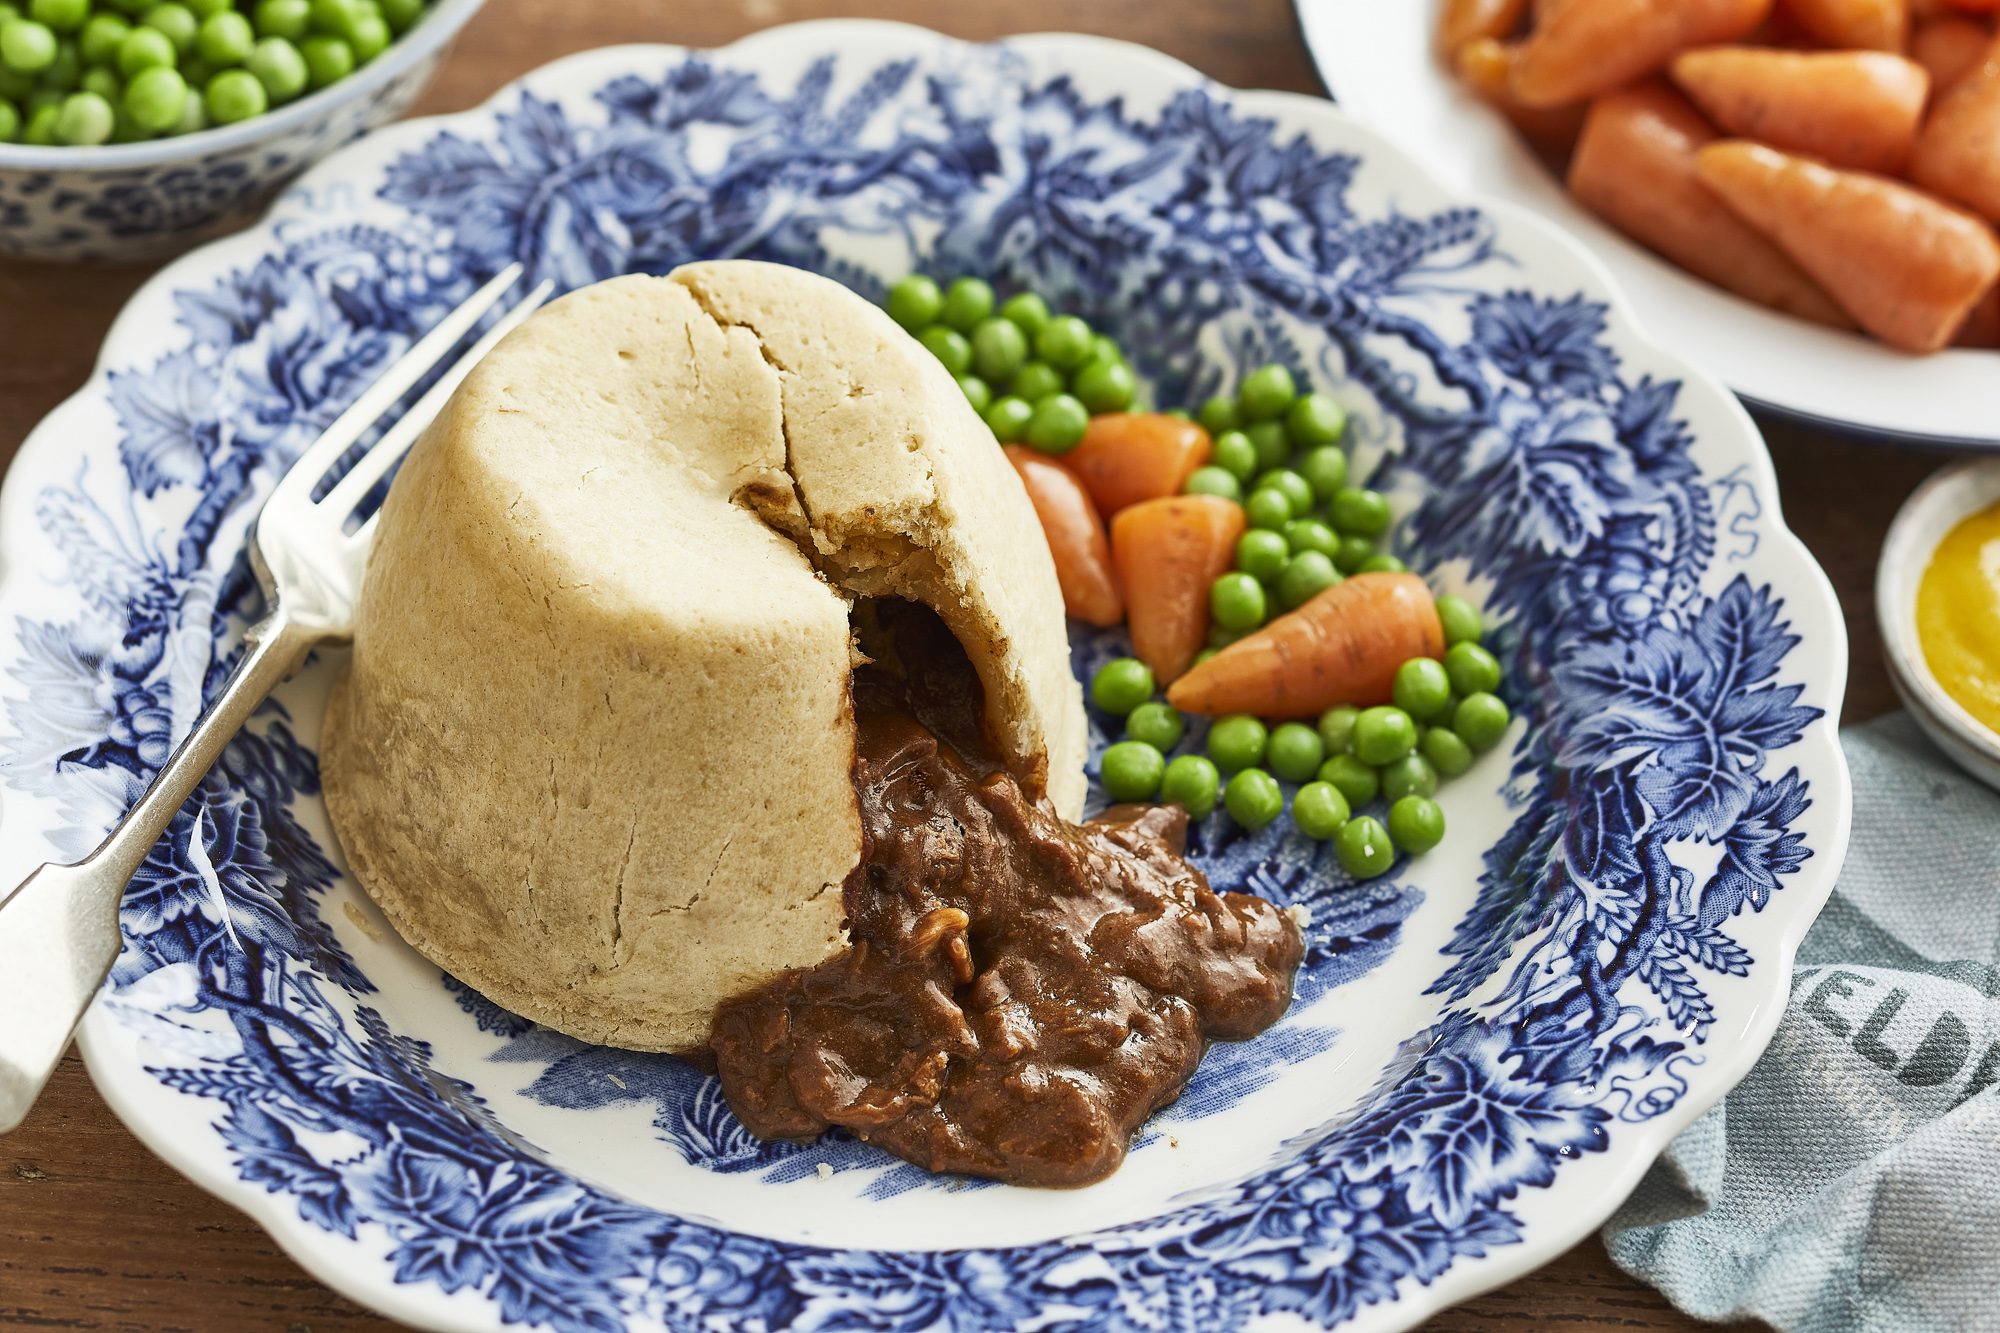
[1444,0,2000,352]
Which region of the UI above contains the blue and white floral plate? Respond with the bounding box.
[0,21,1852,1333]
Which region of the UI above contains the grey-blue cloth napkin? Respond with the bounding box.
[1604,711,2000,1332]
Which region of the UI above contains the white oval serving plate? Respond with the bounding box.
[1293,0,2000,450]
[0,19,1850,1332]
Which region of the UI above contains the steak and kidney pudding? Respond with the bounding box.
[321,261,1303,1187]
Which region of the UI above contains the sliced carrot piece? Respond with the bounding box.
[1670,47,1928,173]
[1510,0,1775,107]
[1165,573,1446,720]
[1911,39,2000,219]
[1003,446,1124,629]
[1062,413,1212,519]
[1567,83,1852,325]
[1780,0,1910,48]
[1912,17,1993,87]
[1439,0,1531,54]
[1109,496,1246,686]
[1456,38,1589,158]
[1696,140,2000,351]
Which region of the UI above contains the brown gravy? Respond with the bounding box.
[708,605,1303,1187]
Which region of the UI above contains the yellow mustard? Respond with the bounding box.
[1917,499,2000,736]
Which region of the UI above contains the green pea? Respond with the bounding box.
[51,85,108,140]
[1210,571,1267,631]
[1420,725,1474,777]
[191,7,247,63]
[298,31,348,86]
[1435,594,1484,647]
[1245,420,1289,471]
[1333,534,1374,575]
[1381,753,1438,802]
[1335,815,1395,879]
[377,0,422,32]
[0,97,17,140]
[1282,517,1338,559]
[142,4,196,56]
[307,0,356,30]
[1224,767,1284,831]
[1392,657,1452,722]
[940,277,995,333]
[1234,528,1289,583]
[1388,795,1445,855]
[1298,445,1347,500]
[1243,487,1292,532]
[1453,692,1511,752]
[36,34,75,88]
[1292,781,1351,840]
[29,0,85,32]
[1286,392,1347,448]
[1072,358,1137,413]
[1197,394,1239,435]
[1100,740,1166,802]
[1276,551,1339,611]
[983,395,1031,443]
[1267,722,1325,783]
[999,290,1049,336]
[343,12,387,63]
[1444,641,1503,697]
[884,273,943,331]
[971,316,1028,385]
[253,0,308,39]
[1160,753,1221,819]
[1331,486,1391,538]
[918,325,973,377]
[19,96,55,140]
[1032,314,1092,370]
[1184,466,1241,502]
[2,18,58,71]
[1090,656,1155,716]
[1211,429,1258,481]
[1354,705,1417,766]
[1207,714,1268,773]
[115,25,172,75]
[1238,363,1296,423]
[1010,360,1064,403]
[1317,705,1360,755]
[1191,647,1220,669]
[123,61,182,128]
[1255,467,1313,514]
[169,77,202,130]
[1359,554,1406,574]
[1125,701,1184,752]
[1025,393,1089,454]
[956,374,992,414]
[246,34,304,100]
[1084,333,1122,364]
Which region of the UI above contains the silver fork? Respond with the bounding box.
[0,264,553,1135]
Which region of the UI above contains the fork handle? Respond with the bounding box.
[0,602,318,1134]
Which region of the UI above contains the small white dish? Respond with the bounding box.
[1292,0,2000,450]
[1878,459,2000,790]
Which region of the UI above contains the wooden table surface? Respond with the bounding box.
[0,0,1958,1329]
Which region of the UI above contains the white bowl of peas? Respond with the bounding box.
[0,0,485,260]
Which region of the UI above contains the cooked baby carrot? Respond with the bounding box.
[1510,0,1774,107]
[1110,495,1246,685]
[1064,413,1212,518]
[1912,17,1993,87]
[1670,47,1928,173]
[1780,0,1910,48]
[1165,573,1445,720]
[1567,84,1852,325]
[1003,446,1124,628]
[1456,39,1589,157]
[1696,140,2000,351]
[1911,42,2000,218]
[1439,0,1531,54]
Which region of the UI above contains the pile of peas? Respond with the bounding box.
[1089,602,1512,879]
[0,0,431,146]
[884,273,1138,456]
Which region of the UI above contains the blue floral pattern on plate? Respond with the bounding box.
[0,23,1847,1333]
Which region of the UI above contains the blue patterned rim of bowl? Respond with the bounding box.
[0,0,487,172]
[0,21,1851,1333]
